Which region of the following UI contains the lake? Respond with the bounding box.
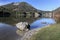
[30,18,56,29]
[0,23,20,40]
[0,18,56,40]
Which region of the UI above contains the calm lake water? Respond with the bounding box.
[30,18,56,29]
[0,18,56,40]
[0,23,20,40]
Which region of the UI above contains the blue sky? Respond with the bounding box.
[0,0,60,11]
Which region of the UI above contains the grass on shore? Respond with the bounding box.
[30,24,60,40]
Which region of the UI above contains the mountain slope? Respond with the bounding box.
[0,2,41,25]
[53,7,60,23]
[2,2,38,12]
[0,2,53,25]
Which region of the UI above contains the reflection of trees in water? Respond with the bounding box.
[0,11,11,17]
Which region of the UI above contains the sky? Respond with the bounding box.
[0,0,60,11]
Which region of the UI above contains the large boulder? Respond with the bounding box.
[16,22,29,31]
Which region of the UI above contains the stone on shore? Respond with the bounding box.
[16,22,29,31]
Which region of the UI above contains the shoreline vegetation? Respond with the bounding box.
[29,23,60,40]
[21,24,55,40]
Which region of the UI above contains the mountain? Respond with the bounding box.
[0,2,55,25]
[52,7,60,23]
[0,2,42,25]
[0,2,52,14]
[53,7,60,11]
[2,2,38,12]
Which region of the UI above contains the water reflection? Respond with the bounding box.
[30,18,56,29]
[0,23,20,40]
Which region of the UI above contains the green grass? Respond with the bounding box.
[30,24,60,40]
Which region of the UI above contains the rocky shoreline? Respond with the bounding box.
[20,25,52,40]
[21,28,40,40]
